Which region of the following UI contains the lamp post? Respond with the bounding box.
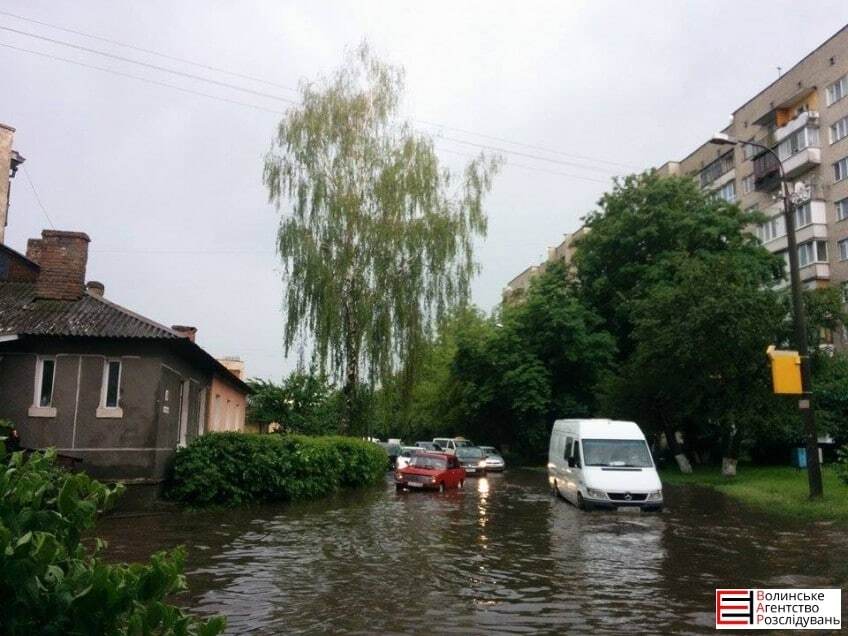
[710,132,823,498]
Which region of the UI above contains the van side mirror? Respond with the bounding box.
[567,456,575,468]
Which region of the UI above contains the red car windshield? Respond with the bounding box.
[409,456,447,470]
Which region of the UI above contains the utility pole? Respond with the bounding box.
[711,133,823,498]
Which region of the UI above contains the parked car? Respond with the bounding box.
[479,446,505,472]
[415,441,439,451]
[395,452,466,492]
[455,446,487,476]
[548,419,663,512]
[396,446,422,470]
[432,437,474,454]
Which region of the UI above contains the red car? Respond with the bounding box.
[395,452,466,492]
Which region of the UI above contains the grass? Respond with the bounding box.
[660,464,848,523]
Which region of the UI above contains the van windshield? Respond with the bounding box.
[582,439,653,468]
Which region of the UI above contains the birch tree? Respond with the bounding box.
[263,43,500,432]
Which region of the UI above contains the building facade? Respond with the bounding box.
[502,226,588,303]
[666,25,848,345]
[208,358,247,432]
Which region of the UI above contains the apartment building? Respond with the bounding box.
[502,226,587,303]
[662,24,848,344]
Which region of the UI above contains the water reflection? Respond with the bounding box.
[95,470,848,635]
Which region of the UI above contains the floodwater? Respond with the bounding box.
[96,470,848,635]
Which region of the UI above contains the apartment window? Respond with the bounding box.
[835,157,848,181]
[100,359,122,408]
[794,202,812,229]
[826,74,848,106]
[716,180,736,203]
[840,239,848,261]
[35,357,56,407]
[699,152,734,187]
[757,215,785,243]
[797,240,828,267]
[742,174,755,194]
[842,281,848,304]
[776,126,819,160]
[837,198,848,221]
[831,115,848,144]
[742,139,758,160]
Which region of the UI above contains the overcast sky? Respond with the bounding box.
[3,1,848,380]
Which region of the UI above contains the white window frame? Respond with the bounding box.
[742,174,755,194]
[831,116,848,145]
[837,198,848,222]
[840,239,848,261]
[798,240,828,268]
[835,157,848,182]
[29,356,57,418]
[794,202,812,229]
[96,358,124,418]
[826,75,848,106]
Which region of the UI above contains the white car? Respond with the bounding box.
[548,419,663,512]
[395,446,422,470]
[432,437,474,454]
[479,446,505,472]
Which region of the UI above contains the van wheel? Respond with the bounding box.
[577,492,592,511]
[551,480,559,498]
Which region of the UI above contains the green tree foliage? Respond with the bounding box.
[813,353,848,444]
[263,43,500,431]
[247,372,340,436]
[0,448,224,636]
[450,262,615,459]
[166,433,387,506]
[575,172,775,354]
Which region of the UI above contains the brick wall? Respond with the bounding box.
[27,230,91,300]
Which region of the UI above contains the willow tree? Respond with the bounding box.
[263,43,500,432]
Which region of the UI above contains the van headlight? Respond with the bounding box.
[586,488,606,499]
[647,490,663,501]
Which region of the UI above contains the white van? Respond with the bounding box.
[548,419,663,512]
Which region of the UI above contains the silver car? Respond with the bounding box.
[479,446,505,472]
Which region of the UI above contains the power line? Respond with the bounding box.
[21,164,56,229]
[0,8,298,93]
[0,9,638,172]
[0,25,296,104]
[0,42,284,115]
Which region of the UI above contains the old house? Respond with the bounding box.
[0,125,250,481]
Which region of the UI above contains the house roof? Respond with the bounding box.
[0,282,251,394]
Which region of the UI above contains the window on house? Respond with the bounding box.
[35,357,56,407]
[837,198,848,221]
[757,215,785,243]
[100,359,121,408]
[798,240,828,267]
[742,174,755,194]
[826,74,848,106]
[840,239,848,261]
[836,157,848,182]
[777,126,819,160]
[743,139,758,160]
[794,202,812,229]
[716,180,736,203]
[831,116,848,144]
[842,281,848,304]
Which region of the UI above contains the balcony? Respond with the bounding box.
[754,152,781,191]
[774,110,819,144]
[799,262,830,282]
[782,147,821,179]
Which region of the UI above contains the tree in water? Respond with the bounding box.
[263,43,500,432]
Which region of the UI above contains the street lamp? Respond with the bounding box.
[710,132,824,498]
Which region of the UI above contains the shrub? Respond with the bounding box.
[167,433,387,505]
[0,448,225,636]
[837,446,848,486]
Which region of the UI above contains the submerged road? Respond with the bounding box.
[97,469,847,634]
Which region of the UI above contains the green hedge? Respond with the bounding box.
[0,448,224,636]
[166,433,388,506]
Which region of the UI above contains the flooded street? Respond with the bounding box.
[96,470,847,635]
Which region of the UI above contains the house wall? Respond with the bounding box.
[207,374,246,432]
[0,337,211,481]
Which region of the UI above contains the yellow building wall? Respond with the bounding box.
[207,375,247,432]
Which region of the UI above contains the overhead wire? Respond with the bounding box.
[21,164,56,229]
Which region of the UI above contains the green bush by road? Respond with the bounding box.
[660,465,848,523]
[166,433,388,506]
[0,448,224,636]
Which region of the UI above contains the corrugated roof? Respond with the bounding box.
[0,282,179,338]
[0,282,252,395]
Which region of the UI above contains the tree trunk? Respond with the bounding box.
[721,423,741,477]
[661,414,692,474]
[340,298,360,435]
